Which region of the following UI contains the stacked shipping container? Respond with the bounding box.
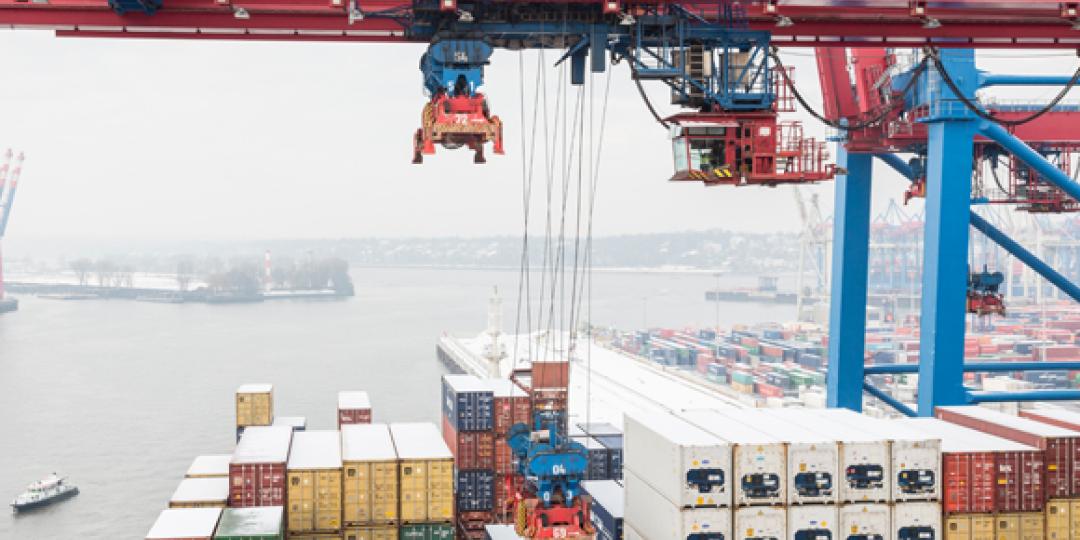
[441,375,495,539]
[214,506,285,540]
[623,409,733,540]
[338,391,372,428]
[236,384,274,442]
[230,426,293,508]
[342,423,399,539]
[286,430,344,536]
[146,507,223,540]
[391,422,455,536]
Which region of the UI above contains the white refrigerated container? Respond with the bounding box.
[624,410,732,508]
[788,505,839,540]
[735,506,786,540]
[767,409,890,503]
[840,503,892,540]
[816,409,941,502]
[625,469,732,540]
[892,502,942,540]
[728,409,839,505]
[679,409,787,507]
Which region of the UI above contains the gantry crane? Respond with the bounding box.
[7,0,1080,502]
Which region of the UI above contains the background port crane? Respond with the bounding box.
[0,150,23,314]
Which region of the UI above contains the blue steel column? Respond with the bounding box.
[827,145,873,411]
[917,49,979,415]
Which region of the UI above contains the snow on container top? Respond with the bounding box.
[273,416,306,430]
[187,455,232,478]
[338,390,371,410]
[287,430,342,470]
[342,423,398,462]
[1021,405,1080,431]
[170,478,230,505]
[895,418,1038,453]
[581,479,625,517]
[678,408,780,444]
[232,426,293,464]
[390,422,453,460]
[483,379,528,398]
[214,506,284,537]
[938,406,1080,445]
[238,384,273,394]
[577,422,622,437]
[146,507,223,539]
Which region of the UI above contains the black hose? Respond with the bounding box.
[925,46,1080,127]
[631,66,670,129]
[769,47,929,131]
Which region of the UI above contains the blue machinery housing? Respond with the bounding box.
[827,49,1080,415]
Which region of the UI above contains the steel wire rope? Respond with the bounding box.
[577,68,614,432]
[924,46,1080,127]
[769,47,930,130]
[514,50,546,369]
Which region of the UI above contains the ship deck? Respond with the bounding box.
[437,331,747,430]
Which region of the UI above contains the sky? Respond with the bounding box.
[0,32,1074,247]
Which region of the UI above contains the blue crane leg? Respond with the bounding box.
[917,120,976,416]
[827,146,873,411]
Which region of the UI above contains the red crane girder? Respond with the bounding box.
[1,0,1079,46]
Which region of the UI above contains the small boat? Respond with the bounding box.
[11,474,79,512]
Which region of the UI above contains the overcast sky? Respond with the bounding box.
[0,32,1073,247]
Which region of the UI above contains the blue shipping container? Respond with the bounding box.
[593,435,623,481]
[442,374,494,432]
[456,469,495,512]
[581,480,624,540]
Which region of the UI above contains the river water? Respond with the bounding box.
[0,267,793,539]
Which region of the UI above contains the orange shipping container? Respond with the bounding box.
[287,431,344,534]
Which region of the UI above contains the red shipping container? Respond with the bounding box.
[902,418,1043,513]
[229,426,291,507]
[494,436,515,475]
[755,382,783,399]
[996,449,1045,512]
[338,390,372,428]
[488,380,530,435]
[938,406,1080,498]
[531,361,569,389]
[442,415,495,470]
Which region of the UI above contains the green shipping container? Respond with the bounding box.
[214,507,284,540]
[400,523,454,540]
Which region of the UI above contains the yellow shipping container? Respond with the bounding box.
[287,534,342,540]
[1021,513,1045,540]
[998,515,1021,540]
[343,525,398,540]
[390,423,455,523]
[237,384,274,427]
[288,431,344,534]
[948,515,996,540]
[1069,499,1080,540]
[342,424,399,526]
[1047,500,1070,540]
